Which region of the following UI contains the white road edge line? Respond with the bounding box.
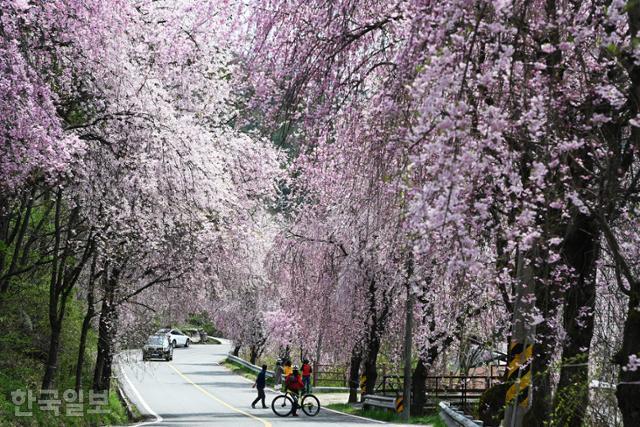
[322,405,388,424]
[121,368,163,426]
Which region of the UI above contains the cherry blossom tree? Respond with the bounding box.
[245,0,640,424]
[2,0,281,394]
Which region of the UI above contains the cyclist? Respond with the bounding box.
[284,365,304,416]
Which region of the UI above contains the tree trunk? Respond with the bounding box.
[524,276,561,426]
[76,285,96,392]
[361,277,388,397]
[93,299,116,392]
[75,304,94,392]
[41,190,63,392]
[93,268,118,392]
[313,323,323,387]
[363,335,381,396]
[250,345,258,365]
[616,291,640,426]
[348,347,362,403]
[232,345,241,357]
[41,322,62,391]
[0,196,8,284]
[0,192,34,294]
[411,358,428,416]
[554,214,599,427]
[401,259,414,421]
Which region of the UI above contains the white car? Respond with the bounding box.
[157,328,190,348]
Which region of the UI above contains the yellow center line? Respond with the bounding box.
[168,363,272,427]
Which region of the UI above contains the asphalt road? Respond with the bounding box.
[117,340,386,426]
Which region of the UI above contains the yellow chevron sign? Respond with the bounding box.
[505,340,533,408]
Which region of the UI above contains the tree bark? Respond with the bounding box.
[554,213,599,427]
[401,258,414,421]
[41,190,63,391]
[41,323,62,391]
[616,291,640,426]
[348,346,362,403]
[75,301,94,392]
[361,277,391,396]
[232,345,241,356]
[410,358,428,416]
[250,345,258,365]
[93,268,118,392]
[0,192,34,294]
[363,330,381,396]
[616,3,640,425]
[76,258,97,393]
[523,271,561,426]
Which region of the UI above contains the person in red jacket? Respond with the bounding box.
[285,366,304,416]
[301,359,313,394]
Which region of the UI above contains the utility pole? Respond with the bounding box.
[503,248,536,426]
[401,265,414,421]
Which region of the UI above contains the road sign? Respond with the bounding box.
[505,340,533,408]
[395,396,404,413]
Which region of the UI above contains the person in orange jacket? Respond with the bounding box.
[283,359,293,377]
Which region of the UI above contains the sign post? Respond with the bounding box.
[503,250,536,426]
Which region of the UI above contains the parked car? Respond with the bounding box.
[156,328,190,348]
[142,335,173,361]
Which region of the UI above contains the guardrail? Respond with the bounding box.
[439,401,484,426]
[363,394,398,411]
[227,353,275,378]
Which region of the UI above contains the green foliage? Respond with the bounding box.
[0,279,128,426]
[550,353,591,426]
[184,312,220,336]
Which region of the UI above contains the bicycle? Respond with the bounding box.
[271,390,321,417]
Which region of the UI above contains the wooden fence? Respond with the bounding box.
[314,362,503,412]
[377,372,503,413]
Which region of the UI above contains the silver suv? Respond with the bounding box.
[142,335,173,361]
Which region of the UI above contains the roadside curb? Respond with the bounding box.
[116,380,136,420]
[113,352,159,426]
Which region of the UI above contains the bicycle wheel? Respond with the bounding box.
[301,394,320,417]
[271,394,294,417]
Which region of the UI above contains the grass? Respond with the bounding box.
[327,403,445,426]
[0,281,129,426]
[0,382,128,427]
[312,388,350,394]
